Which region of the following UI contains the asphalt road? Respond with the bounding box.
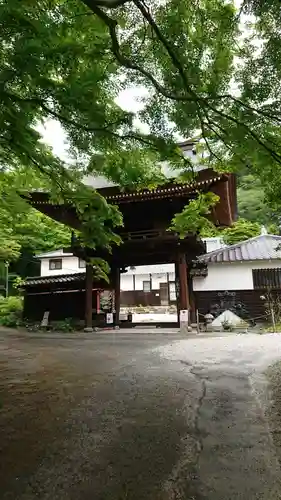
[1,328,281,500]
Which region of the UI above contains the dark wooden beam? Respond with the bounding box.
[22,170,236,231]
[178,252,190,312]
[85,264,93,331]
[114,267,121,325]
[188,270,196,323]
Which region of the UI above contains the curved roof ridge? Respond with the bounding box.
[198,234,281,263]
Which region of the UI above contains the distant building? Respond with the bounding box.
[120,238,225,307]
[194,234,281,320]
[36,238,225,308]
[26,235,281,323]
[36,249,86,276]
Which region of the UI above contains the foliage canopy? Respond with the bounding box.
[1,0,281,252]
[0,170,70,278]
[220,218,261,245]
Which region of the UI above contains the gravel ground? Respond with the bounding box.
[1,329,281,499]
[266,361,281,464]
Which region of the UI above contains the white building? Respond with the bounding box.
[194,234,281,320]
[34,234,281,320]
[36,249,86,277]
[37,237,224,280]
[120,237,224,301]
[35,237,224,309]
[194,234,281,292]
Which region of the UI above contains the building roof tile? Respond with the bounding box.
[199,234,281,263]
[24,272,86,286]
[35,249,74,259]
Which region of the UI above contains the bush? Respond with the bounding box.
[23,317,81,333]
[49,318,75,332]
[0,296,23,328]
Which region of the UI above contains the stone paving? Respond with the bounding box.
[1,328,281,499]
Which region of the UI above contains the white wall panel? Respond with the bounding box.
[193,261,281,292]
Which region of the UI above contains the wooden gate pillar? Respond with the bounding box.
[175,260,180,324]
[85,263,93,331]
[188,270,196,323]
[114,267,121,326]
[176,251,191,325]
[178,252,190,311]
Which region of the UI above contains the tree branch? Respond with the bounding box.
[201,122,222,162]
[133,0,196,98]
[133,0,281,158]
[81,0,281,165]
[207,102,281,165]
[82,0,131,8]
[80,1,198,102]
[207,122,248,167]
[7,0,281,168]
[81,0,281,134]
[89,0,219,156]
[132,0,233,160]
[215,94,281,125]
[4,91,158,149]
[0,135,66,191]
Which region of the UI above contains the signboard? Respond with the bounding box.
[180,309,189,323]
[41,311,49,327]
[106,312,114,324]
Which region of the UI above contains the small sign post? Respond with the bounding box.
[106,312,114,325]
[180,309,189,334]
[41,311,49,328]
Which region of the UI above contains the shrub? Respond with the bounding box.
[23,317,80,333]
[49,318,75,332]
[0,296,23,327]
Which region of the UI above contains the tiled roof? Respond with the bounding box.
[29,174,225,206]
[103,176,223,203]
[199,235,281,263]
[24,272,86,286]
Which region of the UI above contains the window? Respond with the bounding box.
[253,268,281,289]
[143,280,151,292]
[49,258,62,270]
[79,258,86,269]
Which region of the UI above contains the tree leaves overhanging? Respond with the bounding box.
[1,0,281,250]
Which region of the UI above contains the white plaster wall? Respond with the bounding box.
[40,256,81,276]
[135,274,150,291]
[120,273,150,291]
[121,274,135,291]
[151,272,175,289]
[122,240,224,281]
[120,271,175,291]
[193,260,281,292]
[204,237,225,253]
[125,264,174,275]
